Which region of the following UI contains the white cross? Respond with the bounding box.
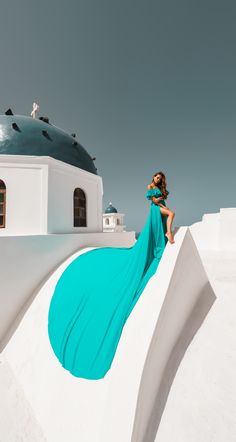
[31,102,39,118]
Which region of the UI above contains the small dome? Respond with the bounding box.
[0,114,97,175]
[105,202,118,213]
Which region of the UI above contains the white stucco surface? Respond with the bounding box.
[189,207,236,251]
[154,247,236,442]
[0,353,46,442]
[1,206,236,442]
[153,207,236,441]
[0,230,135,350]
[1,227,216,442]
[189,211,220,250]
[0,155,103,235]
[219,208,236,250]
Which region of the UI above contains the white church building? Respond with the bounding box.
[0,111,134,355]
[0,113,127,236]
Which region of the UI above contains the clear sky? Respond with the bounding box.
[0,0,235,232]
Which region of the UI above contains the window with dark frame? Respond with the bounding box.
[0,180,6,228]
[73,188,87,227]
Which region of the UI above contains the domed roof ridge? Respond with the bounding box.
[105,202,118,213]
[0,114,97,175]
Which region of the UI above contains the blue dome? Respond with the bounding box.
[105,202,118,213]
[0,114,97,175]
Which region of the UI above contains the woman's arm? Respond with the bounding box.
[151,196,163,205]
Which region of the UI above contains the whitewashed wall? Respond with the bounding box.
[0,230,135,350]
[219,208,236,250]
[47,159,103,233]
[190,207,236,251]
[0,157,48,234]
[0,155,103,235]
[1,227,216,442]
[189,212,220,250]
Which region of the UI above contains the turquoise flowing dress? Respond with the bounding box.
[48,187,169,380]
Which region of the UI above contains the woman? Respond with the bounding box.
[146,171,175,244]
[48,173,173,380]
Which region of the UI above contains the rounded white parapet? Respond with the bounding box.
[1,227,216,441]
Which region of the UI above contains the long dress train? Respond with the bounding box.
[47,187,169,380]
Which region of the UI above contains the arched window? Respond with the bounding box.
[105,218,109,225]
[0,180,6,228]
[73,188,87,227]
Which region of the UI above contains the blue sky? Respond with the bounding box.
[0,0,235,231]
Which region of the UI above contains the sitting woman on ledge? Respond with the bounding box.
[146,171,175,244]
[48,170,175,380]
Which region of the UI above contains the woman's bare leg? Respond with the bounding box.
[159,206,175,244]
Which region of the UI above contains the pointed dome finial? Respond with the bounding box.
[105,202,118,214]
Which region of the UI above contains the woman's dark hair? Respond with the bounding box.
[151,171,169,199]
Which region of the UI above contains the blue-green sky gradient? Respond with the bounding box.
[0,0,235,231]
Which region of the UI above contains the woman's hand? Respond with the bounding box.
[152,196,163,205]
